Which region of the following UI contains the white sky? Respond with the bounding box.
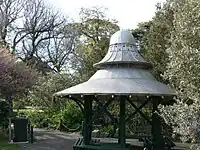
[49,0,166,29]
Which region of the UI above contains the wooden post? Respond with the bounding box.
[118,96,126,147]
[8,118,11,142]
[151,96,165,150]
[83,96,92,145]
[30,126,34,143]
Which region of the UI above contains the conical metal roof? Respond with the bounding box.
[94,30,152,69]
[54,30,175,97]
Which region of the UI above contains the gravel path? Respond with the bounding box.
[19,129,80,150]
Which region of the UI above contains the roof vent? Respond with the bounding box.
[94,30,151,68]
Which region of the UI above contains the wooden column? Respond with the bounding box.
[151,96,165,150]
[118,96,126,147]
[83,96,92,145]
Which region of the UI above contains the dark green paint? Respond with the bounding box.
[83,96,92,145]
[151,96,165,150]
[118,96,126,147]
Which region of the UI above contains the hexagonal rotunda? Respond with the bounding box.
[54,29,175,150]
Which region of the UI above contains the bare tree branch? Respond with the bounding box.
[12,0,73,73]
[0,0,25,46]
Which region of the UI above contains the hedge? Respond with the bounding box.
[15,102,83,132]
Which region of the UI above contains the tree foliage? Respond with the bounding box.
[71,7,119,81]
[132,21,151,52]
[139,4,173,81]
[162,0,200,143]
[139,0,200,143]
[0,46,36,99]
[14,7,119,109]
[163,0,200,103]
[22,73,77,108]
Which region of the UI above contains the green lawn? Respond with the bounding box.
[0,131,19,150]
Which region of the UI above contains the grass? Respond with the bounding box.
[0,142,19,150]
[0,131,19,150]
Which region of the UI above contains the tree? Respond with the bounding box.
[13,0,70,73]
[24,72,77,108]
[0,47,36,97]
[141,0,200,144]
[0,0,24,46]
[161,0,200,143]
[0,45,36,114]
[140,3,174,82]
[71,7,119,81]
[132,21,151,52]
[164,0,200,103]
[42,25,79,72]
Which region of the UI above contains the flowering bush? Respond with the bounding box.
[0,46,36,98]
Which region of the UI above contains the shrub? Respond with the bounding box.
[160,101,200,143]
[16,109,47,128]
[99,125,114,137]
[15,102,83,132]
[60,102,83,131]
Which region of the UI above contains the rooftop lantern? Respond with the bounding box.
[54,29,175,150]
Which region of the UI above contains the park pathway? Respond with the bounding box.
[19,129,190,150]
[19,129,79,150]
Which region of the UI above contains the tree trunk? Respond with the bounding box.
[6,95,13,143]
[6,95,13,117]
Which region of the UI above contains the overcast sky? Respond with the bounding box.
[49,0,166,29]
